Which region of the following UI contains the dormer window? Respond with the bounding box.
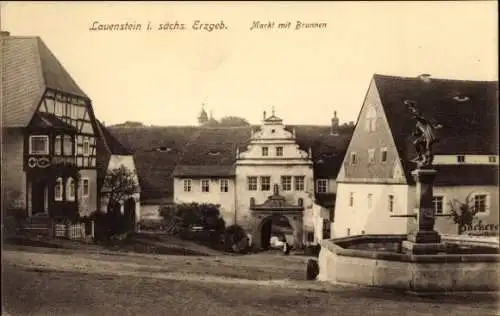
[158,146,172,152]
[453,95,470,102]
[29,135,49,155]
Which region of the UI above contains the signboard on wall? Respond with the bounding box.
[460,220,500,237]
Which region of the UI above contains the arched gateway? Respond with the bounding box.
[250,185,304,249]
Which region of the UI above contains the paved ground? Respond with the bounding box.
[3,245,499,316]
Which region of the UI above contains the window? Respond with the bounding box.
[294,176,305,191]
[260,176,271,191]
[83,137,90,156]
[365,106,377,132]
[349,192,354,207]
[247,177,257,191]
[201,179,210,193]
[54,135,62,155]
[388,194,395,213]
[220,179,229,193]
[262,147,269,156]
[82,179,89,197]
[63,135,74,156]
[316,179,328,193]
[66,177,75,201]
[433,196,444,215]
[474,194,488,213]
[367,193,373,209]
[281,176,292,191]
[29,135,49,155]
[350,152,357,164]
[381,148,388,162]
[368,149,375,163]
[457,155,465,163]
[489,156,497,163]
[183,179,192,192]
[276,147,283,157]
[55,101,64,116]
[54,177,63,201]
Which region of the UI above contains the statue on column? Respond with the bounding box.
[405,100,442,168]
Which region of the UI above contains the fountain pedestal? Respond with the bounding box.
[402,168,446,255]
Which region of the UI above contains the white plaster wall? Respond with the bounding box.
[312,203,327,242]
[430,185,499,235]
[174,177,236,226]
[235,164,315,231]
[333,183,410,238]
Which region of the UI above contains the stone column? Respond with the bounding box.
[402,168,445,254]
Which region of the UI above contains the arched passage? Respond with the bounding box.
[258,215,294,250]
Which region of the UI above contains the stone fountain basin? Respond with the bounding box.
[317,234,500,294]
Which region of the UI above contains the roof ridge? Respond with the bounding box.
[373,73,498,84]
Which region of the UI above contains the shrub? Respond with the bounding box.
[224,224,248,253]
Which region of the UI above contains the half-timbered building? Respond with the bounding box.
[2,32,100,221]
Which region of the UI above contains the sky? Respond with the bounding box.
[1,1,498,126]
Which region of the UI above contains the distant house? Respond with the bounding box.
[96,121,141,225]
[107,126,200,218]
[333,74,499,238]
[1,31,100,221]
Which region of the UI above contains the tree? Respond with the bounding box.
[448,193,479,235]
[218,116,250,126]
[103,165,138,213]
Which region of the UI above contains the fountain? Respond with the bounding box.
[317,100,499,294]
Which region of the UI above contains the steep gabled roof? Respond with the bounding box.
[374,74,499,183]
[97,121,133,155]
[108,126,200,202]
[2,35,89,127]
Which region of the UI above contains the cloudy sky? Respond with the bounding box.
[2,1,497,126]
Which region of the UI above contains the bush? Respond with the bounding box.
[224,224,249,253]
[306,259,319,280]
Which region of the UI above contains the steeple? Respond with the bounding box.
[331,110,340,135]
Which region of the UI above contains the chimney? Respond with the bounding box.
[331,110,339,135]
[263,111,267,120]
[418,73,432,83]
[1,31,10,37]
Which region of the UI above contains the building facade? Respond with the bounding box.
[334,74,499,238]
[2,32,100,220]
[170,110,351,248]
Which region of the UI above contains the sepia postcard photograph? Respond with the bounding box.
[1,1,499,315]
